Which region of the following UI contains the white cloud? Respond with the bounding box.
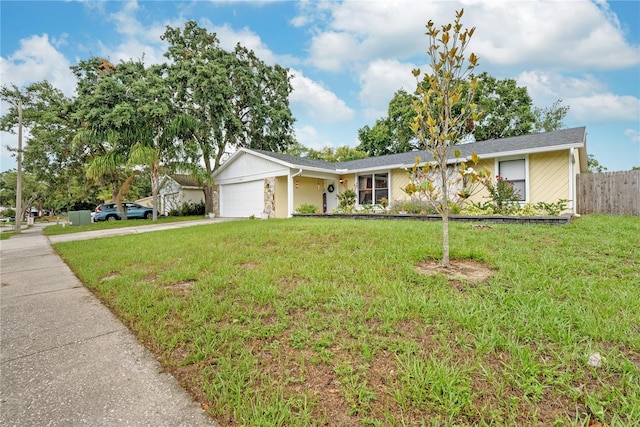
[308,31,360,71]
[624,128,640,144]
[289,69,355,122]
[516,71,640,123]
[517,71,605,103]
[471,1,639,70]
[302,0,639,72]
[99,38,165,65]
[567,94,640,123]
[358,59,417,119]
[293,124,333,150]
[109,0,142,38]
[0,34,75,96]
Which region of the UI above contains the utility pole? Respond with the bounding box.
[14,99,23,233]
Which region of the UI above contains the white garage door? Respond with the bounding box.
[220,181,264,218]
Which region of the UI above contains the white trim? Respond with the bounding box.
[215,168,289,185]
[355,170,390,207]
[288,168,302,217]
[568,148,575,213]
[495,156,529,203]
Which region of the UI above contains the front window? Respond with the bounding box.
[499,159,526,201]
[358,173,388,205]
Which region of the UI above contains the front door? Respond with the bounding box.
[325,180,338,212]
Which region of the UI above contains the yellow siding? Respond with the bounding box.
[274,176,288,218]
[529,151,569,204]
[293,176,324,212]
[336,173,356,194]
[391,169,411,202]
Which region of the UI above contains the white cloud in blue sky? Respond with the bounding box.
[1,0,639,171]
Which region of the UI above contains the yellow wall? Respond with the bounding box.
[271,151,571,216]
[274,176,288,218]
[529,151,569,204]
[336,174,356,194]
[293,176,324,212]
[390,169,411,202]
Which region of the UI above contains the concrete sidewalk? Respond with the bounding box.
[0,226,219,426]
[48,217,238,244]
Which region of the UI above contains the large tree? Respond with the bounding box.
[411,9,480,267]
[162,21,296,214]
[71,58,140,203]
[0,170,48,219]
[357,75,568,156]
[0,81,96,213]
[125,63,177,221]
[357,89,417,156]
[471,72,535,140]
[290,145,368,162]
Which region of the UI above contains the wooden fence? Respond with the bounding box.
[576,170,639,216]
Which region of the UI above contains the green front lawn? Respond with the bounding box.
[54,215,639,426]
[43,215,206,236]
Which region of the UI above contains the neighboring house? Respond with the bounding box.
[136,196,153,208]
[158,175,205,215]
[212,127,588,218]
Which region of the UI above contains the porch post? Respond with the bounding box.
[288,172,294,218]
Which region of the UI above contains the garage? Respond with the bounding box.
[220,180,264,218]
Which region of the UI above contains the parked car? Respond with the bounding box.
[93,202,153,221]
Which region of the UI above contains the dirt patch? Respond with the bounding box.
[415,259,494,285]
[165,280,195,293]
[99,271,120,282]
[240,261,259,270]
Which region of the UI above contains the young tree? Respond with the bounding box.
[411,9,481,267]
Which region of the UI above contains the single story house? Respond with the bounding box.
[211,127,588,218]
[158,175,205,215]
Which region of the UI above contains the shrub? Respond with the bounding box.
[460,199,570,216]
[168,201,206,217]
[336,190,356,213]
[535,199,569,216]
[388,199,438,215]
[1,208,16,218]
[479,175,521,214]
[296,204,319,214]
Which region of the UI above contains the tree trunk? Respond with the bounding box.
[440,162,450,267]
[442,211,450,267]
[203,184,214,215]
[151,169,159,222]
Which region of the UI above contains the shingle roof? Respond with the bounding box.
[250,150,337,170]
[170,174,201,187]
[251,126,586,173]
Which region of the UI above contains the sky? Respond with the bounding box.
[1,0,639,172]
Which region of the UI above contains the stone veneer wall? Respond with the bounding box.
[212,185,220,217]
[264,177,276,218]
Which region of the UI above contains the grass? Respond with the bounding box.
[53,215,640,426]
[43,215,206,236]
